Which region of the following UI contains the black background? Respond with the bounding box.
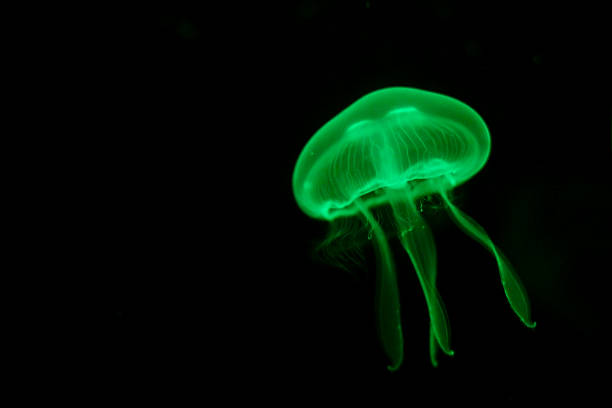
[95,0,611,403]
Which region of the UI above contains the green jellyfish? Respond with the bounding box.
[293,87,535,370]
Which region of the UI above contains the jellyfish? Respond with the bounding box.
[292,87,535,370]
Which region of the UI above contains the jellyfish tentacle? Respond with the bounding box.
[440,191,536,329]
[389,189,454,365]
[429,326,439,368]
[355,199,404,371]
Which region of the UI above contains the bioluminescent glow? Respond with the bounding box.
[293,87,535,370]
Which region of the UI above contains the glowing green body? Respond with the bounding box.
[293,87,535,370]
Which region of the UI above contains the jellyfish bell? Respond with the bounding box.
[293,88,490,220]
[293,87,535,371]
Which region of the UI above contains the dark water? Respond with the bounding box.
[88,1,610,403]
